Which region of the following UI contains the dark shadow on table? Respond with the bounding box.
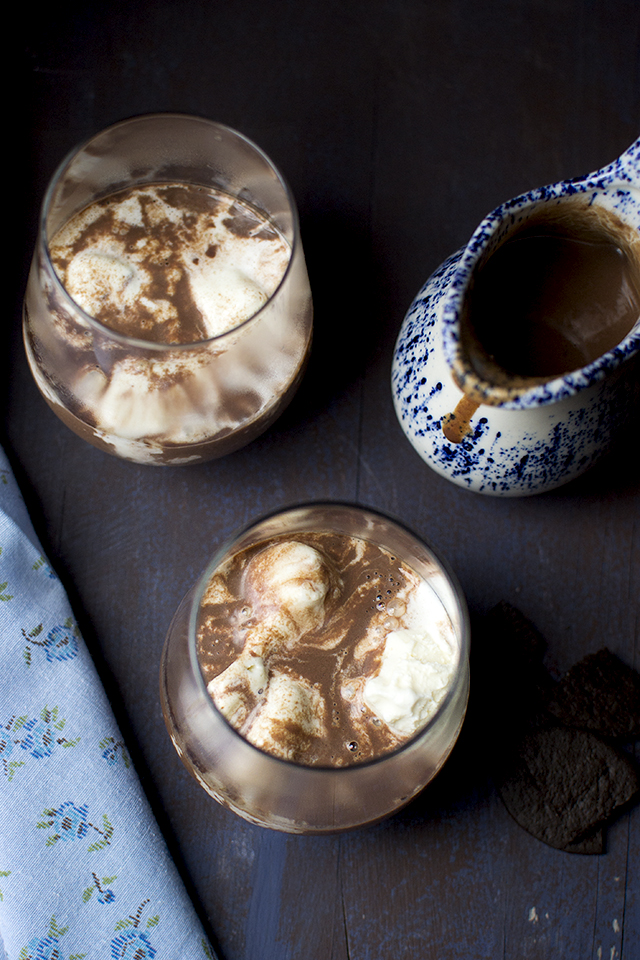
[271,208,398,432]
[386,611,499,829]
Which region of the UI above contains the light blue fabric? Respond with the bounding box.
[0,447,215,960]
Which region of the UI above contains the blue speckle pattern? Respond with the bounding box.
[392,138,640,496]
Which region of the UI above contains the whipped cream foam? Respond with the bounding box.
[363,613,456,737]
[198,534,458,765]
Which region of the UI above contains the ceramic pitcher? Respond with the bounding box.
[392,138,640,496]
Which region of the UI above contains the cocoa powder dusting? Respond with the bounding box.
[197,532,420,767]
[49,182,289,345]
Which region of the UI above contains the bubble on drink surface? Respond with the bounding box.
[387,600,406,617]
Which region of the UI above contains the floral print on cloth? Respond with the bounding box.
[0,448,215,960]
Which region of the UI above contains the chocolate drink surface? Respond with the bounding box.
[463,229,640,383]
[48,182,291,343]
[197,533,457,767]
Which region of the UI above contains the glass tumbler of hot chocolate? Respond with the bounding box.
[160,503,470,833]
[23,114,312,464]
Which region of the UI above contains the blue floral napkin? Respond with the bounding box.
[0,446,215,960]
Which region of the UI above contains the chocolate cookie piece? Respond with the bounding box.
[496,724,640,851]
[546,648,640,740]
[483,601,547,668]
[472,601,551,734]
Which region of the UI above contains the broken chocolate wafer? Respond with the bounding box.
[546,648,640,739]
[496,724,639,851]
[471,601,551,736]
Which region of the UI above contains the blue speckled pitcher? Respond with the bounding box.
[392,139,640,496]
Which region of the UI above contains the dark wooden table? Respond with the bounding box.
[8,3,639,958]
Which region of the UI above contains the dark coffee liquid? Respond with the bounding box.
[465,232,639,381]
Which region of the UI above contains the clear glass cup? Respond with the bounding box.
[23,114,312,465]
[160,503,470,833]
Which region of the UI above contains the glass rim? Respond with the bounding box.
[38,112,302,352]
[186,499,471,774]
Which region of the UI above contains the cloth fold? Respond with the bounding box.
[0,446,215,960]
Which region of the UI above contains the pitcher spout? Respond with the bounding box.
[584,136,640,190]
[442,139,640,412]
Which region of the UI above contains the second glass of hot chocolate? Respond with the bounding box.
[23,114,312,464]
[160,503,470,833]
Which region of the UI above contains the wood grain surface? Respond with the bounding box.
[7,2,639,958]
